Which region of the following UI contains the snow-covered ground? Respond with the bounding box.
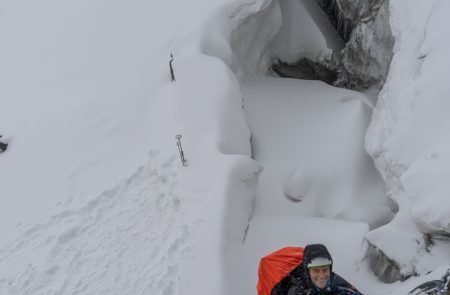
[1,0,450,294]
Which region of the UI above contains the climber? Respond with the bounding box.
[285,244,363,295]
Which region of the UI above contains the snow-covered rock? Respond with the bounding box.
[365,0,450,280]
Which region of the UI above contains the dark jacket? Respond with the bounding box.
[271,244,362,295]
[286,271,362,295]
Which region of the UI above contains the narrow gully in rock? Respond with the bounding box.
[222,0,396,293]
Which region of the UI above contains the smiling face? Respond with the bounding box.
[308,265,331,289]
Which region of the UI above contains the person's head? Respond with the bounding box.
[308,264,331,289]
[303,244,333,289]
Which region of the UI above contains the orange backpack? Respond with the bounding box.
[257,247,304,295]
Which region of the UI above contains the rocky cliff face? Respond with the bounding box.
[316,0,394,90]
[339,0,394,90]
[271,0,394,90]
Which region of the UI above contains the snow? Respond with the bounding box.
[1,0,450,294]
[229,0,282,78]
[376,265,450,294]
[284,166,310,202]
[241,77,392,228]
[236,76,396,294]
[0,0,212,241]
[0,0,232,293]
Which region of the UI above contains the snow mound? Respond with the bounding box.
[284,166,310,202]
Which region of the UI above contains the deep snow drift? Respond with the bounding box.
[241,77,391,227]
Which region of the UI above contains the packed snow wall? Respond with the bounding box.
[170,2,278,293]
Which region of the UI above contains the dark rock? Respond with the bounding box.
[315,0,394,91]
[315,0,353,42]
[366,242,415,283]
[424,232,450,253]
[272,58,338,85]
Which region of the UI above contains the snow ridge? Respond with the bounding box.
[0,151,192,295]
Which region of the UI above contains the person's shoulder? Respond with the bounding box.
[331,273,363,294]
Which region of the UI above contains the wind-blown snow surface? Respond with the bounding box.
[0,152,192,294]
[0,0,242,293]
[0,0,216,240]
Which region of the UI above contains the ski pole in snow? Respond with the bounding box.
[169,53,176,82]
[175,134,187,166]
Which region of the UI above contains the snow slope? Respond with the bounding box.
[0,0,239,293]
[0,0,220,244]
[0,152,192,294]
